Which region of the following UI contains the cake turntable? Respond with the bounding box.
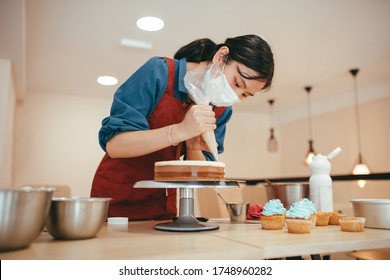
[134,180,241,232]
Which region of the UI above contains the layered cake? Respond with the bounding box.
[154,160,225,181]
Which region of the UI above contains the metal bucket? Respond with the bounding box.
[225,202,250,222]
[264,183,309,209]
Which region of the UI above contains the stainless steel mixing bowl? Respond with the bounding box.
[350,199,390,229]
[0,187,54,251]
[45,197,111,240]
[264,183,309,209]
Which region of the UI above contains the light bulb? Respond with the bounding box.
[352,163,370,175]
[97,76,118,86]
[136,17,164,31]
[305,151,315,165]
[304,139,316,165]
[353,162,370,189]
[357,180,367,188]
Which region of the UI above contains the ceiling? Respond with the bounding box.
[2,0,390,117]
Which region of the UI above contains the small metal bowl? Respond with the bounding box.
[45,197,111,240]
[225,202,250,222]
[0,187,54,251]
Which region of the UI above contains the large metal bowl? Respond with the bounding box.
[45,197,111,240]
[0,187,54,251]
[350,199,390,229]
[264,183,309,209]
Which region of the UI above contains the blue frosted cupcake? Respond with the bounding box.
[285,201,312,234]
[299,198,317,228]
[260,199,287,230]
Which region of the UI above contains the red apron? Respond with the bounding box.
[91,58,226,220]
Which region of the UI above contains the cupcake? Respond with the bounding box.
[329,212,347,225]
[315,211,333,226]
[260,199,286,230]
[339,217,365,232]
[299,198,317,228]
[285,202,312,234]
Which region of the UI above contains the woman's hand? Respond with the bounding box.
[186,135,210,151]
[106,105,216,159]
[174,105,216,141]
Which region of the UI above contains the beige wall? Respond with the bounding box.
[13,92,111,196]
[220,110,282,179]
[0,60,16,187]
[280,97,390,176]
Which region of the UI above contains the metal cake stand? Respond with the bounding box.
[134,180,240,232]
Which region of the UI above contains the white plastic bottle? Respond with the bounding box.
[309,154,333,211]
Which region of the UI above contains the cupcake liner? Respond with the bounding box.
[315,211,332,226]
[260,215,285,230]
[285,219,312,234]
[329,212,347,225]
[339,217,365,232]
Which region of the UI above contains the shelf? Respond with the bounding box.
[229,172,390,185]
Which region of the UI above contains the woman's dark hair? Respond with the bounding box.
[174,34,274,90]
[174,38,217,63]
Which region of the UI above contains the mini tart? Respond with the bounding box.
[285,218,312,234]
[339,217,365,232]
[260,215,285,230]
[315,211,333,226]
[329,212,347,225]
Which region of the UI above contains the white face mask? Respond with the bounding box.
[203,63,241,107]
[184,68,210,105]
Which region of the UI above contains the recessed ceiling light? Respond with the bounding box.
[136,16,164,31]
[97,76,118,86]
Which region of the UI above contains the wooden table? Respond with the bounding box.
[347,248,390,260]
[1,219,390,260]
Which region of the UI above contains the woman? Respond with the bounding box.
[91,34,274,220]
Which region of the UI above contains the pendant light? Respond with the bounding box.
[304,86,316,165]
[267,99,278,152]
[350,68,370,188]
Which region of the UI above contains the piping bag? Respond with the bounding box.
[183,68,219,161]
[202,130,219,161]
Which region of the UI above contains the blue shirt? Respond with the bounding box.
[98,56,233,160]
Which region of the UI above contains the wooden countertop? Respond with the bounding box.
[1,219,390,260]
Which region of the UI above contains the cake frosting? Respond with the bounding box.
[286,201,311,219]
[155,160,225,167]
[261,199,286,216]
[154,160,225,181]
[299,198,316,215]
